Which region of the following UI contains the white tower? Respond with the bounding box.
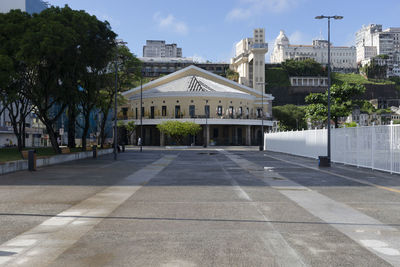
[230,28,268,93]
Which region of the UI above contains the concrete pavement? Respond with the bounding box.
[0,148,399,266]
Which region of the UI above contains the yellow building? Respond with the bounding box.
[121,65,274,146]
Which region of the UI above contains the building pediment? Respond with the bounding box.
[123,65,273,100]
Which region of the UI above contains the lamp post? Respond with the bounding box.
[140,73,143,152]
[256,82,267,151]
[203,99,208,148]
[315,15,343,166]
[114,40,128,160]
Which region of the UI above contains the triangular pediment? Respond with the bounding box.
[122,65,270,99]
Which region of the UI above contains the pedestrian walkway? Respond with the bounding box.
[0,149,399,266]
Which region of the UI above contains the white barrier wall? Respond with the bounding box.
[265,125,400,174]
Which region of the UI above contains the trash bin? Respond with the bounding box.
[318,156,330,167]
[92,145,97,158]
[28,150,36,171]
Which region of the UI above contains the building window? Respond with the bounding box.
[189,105,195,118]
[217,106,223,116]
[141,107,144,118]
[135,107,138,119]
[229,106,234,118]
[162,106,167,116]
[175,105,181,118]
[239,107,243,116]
[150,106,155,119]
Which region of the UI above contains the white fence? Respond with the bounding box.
[264,125,400,174]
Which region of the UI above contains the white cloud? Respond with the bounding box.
[153,12,188,35]
[226,0,300,21]
[288,30,308,44]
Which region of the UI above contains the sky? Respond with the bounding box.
[46,0,400,63]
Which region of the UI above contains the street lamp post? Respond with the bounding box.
[114,40,127,160]
[315,15,343,166]
[203,99,208,148]
[140,74,143,152]
[257,82,267,151]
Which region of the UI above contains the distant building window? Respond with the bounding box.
[162,106,167,116]
[189,105,195,118]
[135,107,138,119]
[217,106,223,116]
[205,105,210,118]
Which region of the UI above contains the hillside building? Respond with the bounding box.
[271,30,357,72]
[356,24,400,77]
[143,40,182,58]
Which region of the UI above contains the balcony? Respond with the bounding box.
[250,43,268,49]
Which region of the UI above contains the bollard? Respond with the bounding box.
[28,150,36,171]
[92,145,97,158]
[318,156,330,167]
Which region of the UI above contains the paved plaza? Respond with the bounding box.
[0,148,400,266]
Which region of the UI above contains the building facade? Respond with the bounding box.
[230,28,268,93]
[139,57,229,78]
[271,30,357,72]
[0,0,48,14]
[143,40,182,58]
[121,65,275,146]
[356,24,400,77]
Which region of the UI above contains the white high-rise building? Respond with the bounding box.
[230,28,268,92]
[271,30,357,71]
[143,40,182,58]
[0,0,48,14]
[356,24,400,76]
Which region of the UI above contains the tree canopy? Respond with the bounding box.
[157,121,201,142]
[304,82,366,128]
[281,59,327,77]
[272,105,307,131]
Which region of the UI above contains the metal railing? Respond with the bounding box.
[264,125,400,174]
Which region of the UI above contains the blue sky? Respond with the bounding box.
[47,0,400,63]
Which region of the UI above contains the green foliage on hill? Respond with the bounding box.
[265,67,290,88]
[281,59,327,77]
[332,72,394,85]
[225,69,239,82]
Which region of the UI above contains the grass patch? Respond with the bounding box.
[332,73,395,85]
[0,146,105,163]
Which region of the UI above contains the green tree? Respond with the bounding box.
[272,105,307,130]
[304,83,366,128]
[281,58,327,77]
[97,45,141,148]
[157,121,201,145]
[0,10,32,153]
[225,69,239,82]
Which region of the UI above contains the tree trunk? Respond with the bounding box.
[45,122,60,154]
[99,109,109,148]
[81,114,90,151]
[22,122,26,148]
[67,107,77,148]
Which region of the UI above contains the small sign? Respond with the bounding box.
[59,128,64,136]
